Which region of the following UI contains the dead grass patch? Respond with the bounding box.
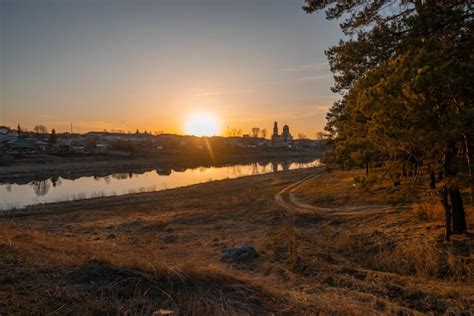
[0,225,295,315]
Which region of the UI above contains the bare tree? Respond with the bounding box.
[261,128,267,139]
[298,133,307,140]
[227,128,242,137]
[33,125,48,134]
[251,127,260,138]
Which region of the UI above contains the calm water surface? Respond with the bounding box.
[0,160,320,210]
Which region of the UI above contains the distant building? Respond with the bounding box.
[96,143,108,153]
[8,138,34,151]
[271,121,293,147]
[6,138,47,152]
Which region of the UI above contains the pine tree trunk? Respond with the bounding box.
[441,141,467,239]
[463,133,472,180]
[463,132,474,203]
[430,170,436,189]
[441,188,451,241]
[449,188,467,234]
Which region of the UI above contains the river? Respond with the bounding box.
[0,159,320,210]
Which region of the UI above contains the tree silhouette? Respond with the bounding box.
[251,127,260,138]
[49,129,57,145]
[33,125,48,135]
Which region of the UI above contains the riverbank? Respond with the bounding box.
[1,168,473,314]
[0,149,321,183]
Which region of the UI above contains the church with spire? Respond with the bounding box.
[271,121,293,147]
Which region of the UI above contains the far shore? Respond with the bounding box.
[0,148,321,183]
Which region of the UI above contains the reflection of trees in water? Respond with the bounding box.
[272,162,278,173]
[31,180,51,197]
[112,173,130,180]
[251,163,259,175]
[156,169,172,176]
[252,162,269,175]
[103,176,111,184]
[50,176,62,188]
[5,184,12,192]
[230,165,242,176]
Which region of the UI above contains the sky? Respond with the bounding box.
[0,0,344,138]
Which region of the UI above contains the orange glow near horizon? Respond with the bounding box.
[184,112,220,137]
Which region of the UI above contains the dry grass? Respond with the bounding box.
[0,226,292,315]
[1,167,473,315]
[294,169,419,208]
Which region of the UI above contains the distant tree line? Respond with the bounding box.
[305,1,473,240]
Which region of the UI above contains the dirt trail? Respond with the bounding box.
[275,170,410,216]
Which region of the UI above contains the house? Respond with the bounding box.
[96,143,108,153]
[71,145,87,153]
[8,138,34,151]
[33,140,48,151]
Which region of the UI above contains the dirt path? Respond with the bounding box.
[275,170,410,216]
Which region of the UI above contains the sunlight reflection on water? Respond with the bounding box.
[0,159,320,210]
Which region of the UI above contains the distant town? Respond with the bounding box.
[0,122,324,160]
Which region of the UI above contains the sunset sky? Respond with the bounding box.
[0,0,343,138]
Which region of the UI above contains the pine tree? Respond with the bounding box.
[306,1,473,239]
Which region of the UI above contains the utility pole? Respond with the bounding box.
[70,123,73,134]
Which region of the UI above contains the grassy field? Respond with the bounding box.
[0,168,473,315]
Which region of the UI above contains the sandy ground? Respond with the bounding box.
[1,168,473,315]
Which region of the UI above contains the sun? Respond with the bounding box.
[185,112,220,136]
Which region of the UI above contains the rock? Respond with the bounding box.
[220,244,258,262]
